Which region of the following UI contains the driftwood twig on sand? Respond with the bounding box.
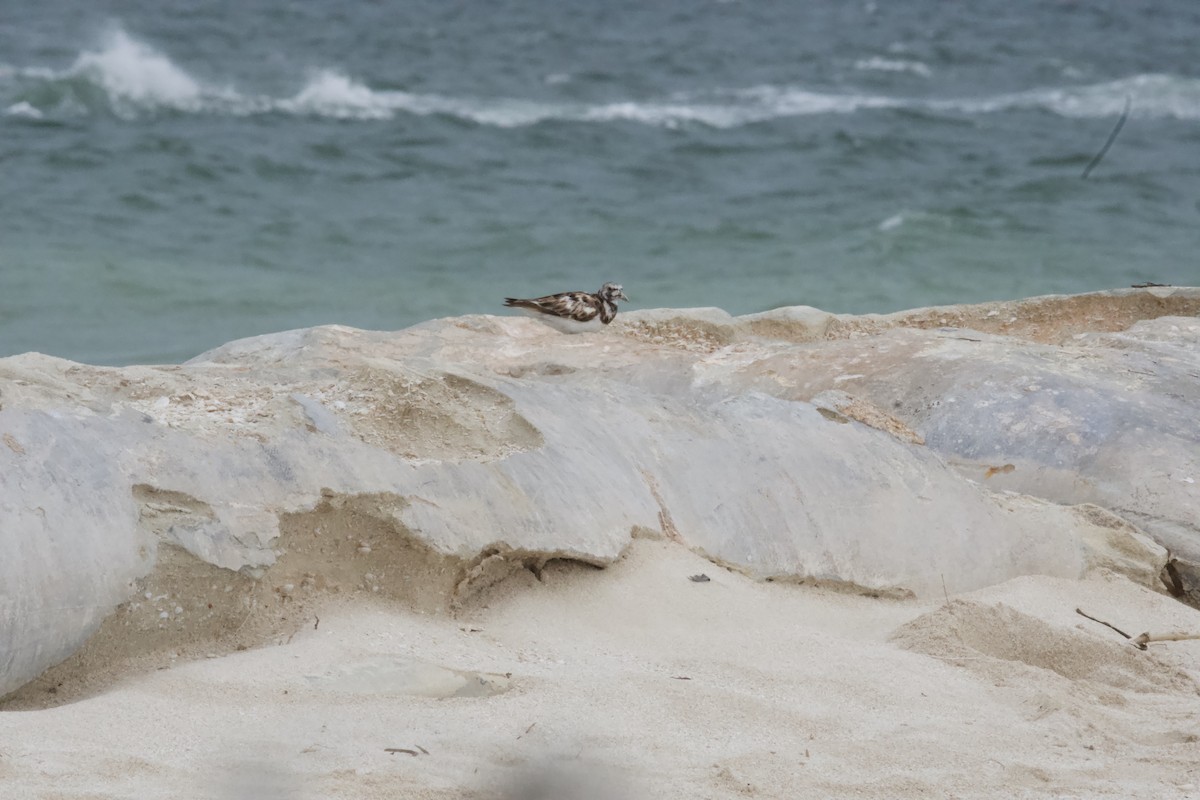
[1129,631,1200,651]
[1075,608,1132,640]
[1076,608,1200,651]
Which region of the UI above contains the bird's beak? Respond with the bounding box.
[618,290,629,302]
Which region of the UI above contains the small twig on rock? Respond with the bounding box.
[1130,631,1200,651]
[385,748,421,756]
[1075,608,1132,640]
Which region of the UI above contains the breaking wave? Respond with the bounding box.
[4,28,1200,127]
[939,74,1200,119]
[73,29,207,109]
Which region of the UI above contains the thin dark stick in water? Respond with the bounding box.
[1082,95,1131,179]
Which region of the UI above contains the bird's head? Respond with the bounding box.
[598,283,628,304]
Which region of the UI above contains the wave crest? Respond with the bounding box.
[949,74,1200,119]
[4,28,1199,127]
[72,29,203,109]
[282,71,394,120]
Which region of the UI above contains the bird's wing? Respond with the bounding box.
[507,291,601,322]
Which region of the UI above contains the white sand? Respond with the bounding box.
[3,539,1200,799]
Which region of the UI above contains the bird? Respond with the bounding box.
[503,283,629,333]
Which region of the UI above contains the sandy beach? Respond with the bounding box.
[3,536,1199,799]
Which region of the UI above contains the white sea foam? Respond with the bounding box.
[5,101,43,119]
[573,85,899,128]
[854,56,933,78]
[71,28,205,111]
[580,100,737,128]
[280,70,394,120]
[268,72,560,126]
[941,74,1200,120]
[10,28,1200,126]
[730,85,900,116]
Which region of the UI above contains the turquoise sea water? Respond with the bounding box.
[2,1,1198,364]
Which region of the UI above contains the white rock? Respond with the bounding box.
[1,287,1197,697]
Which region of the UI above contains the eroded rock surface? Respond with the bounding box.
[1,287,1197,698]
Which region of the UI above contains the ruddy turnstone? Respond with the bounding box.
[503,283,629,333]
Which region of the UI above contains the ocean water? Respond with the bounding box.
[2,0,1198,365]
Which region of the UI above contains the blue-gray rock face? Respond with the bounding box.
[725,293,1200,578]
[2,288,1196,698]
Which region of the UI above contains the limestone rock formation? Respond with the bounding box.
[2,287,1197,698]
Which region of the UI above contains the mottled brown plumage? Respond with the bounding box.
[503,283,628,332]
